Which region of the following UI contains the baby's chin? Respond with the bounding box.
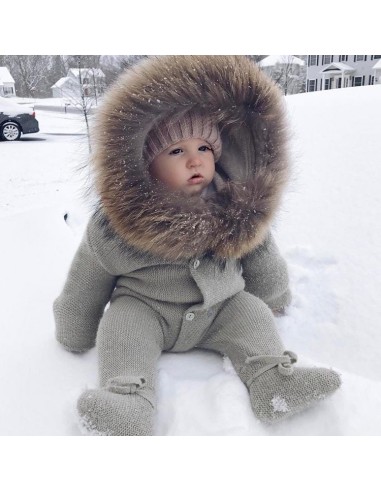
[182,184,209,197]
[152,177,213,197]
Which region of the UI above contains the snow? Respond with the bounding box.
[1,85,381,436]
[51,76,69,88]
[0,96,34,116]
[0,66,15,83]
[271,396,289,413]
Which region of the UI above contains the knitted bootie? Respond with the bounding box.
[246,352,341,423]
[77,376,155,435]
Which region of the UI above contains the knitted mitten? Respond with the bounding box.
[77,376,155,436]
[246,352,341,423]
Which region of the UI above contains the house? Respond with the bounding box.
[51,68,106,99]
[0,67,16,97]
[306,55,381,91]
[258,55,306,94]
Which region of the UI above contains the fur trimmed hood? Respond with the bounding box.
[91,55,290,261]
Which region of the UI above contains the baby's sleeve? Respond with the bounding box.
[241,232,291,313]
[53,218,117,353]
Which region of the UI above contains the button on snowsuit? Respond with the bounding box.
[54,56,340,435]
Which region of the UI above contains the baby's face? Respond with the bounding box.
[149,138,215,196]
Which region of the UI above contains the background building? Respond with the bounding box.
[306,55,381,91]
[0,67,16,97]
[51,68,105,99]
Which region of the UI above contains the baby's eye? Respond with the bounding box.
[169,148,183,155]
[199,145,212,152]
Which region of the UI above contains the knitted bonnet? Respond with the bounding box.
[144,110,222,164]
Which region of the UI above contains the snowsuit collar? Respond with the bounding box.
[91,55,290,261]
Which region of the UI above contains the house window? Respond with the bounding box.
[354,55,365,62]
[322,55,332,64]
[324,78,331,90]
[307,79,316,91]
[339,55,348,62]
[308,55,318,66]
[353,76,363,86]
[371,55,381,60]
[3,86,14,95]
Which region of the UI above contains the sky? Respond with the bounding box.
[2,1,378,55]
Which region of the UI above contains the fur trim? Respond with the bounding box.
[91,55,290,261]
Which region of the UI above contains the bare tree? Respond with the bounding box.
[4,55,51,97]
[66,55,101,70]
[65,56,95,153]
[261,55,306,95]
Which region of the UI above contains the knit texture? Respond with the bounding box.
[144,110,222,164]
[53,214,290,354]
[248,366,341,423]
[241,233,292,311]
[77,390,154,436]
[53,216,341,433]
[54,215,296,434]
[198,290,341,424]
[53,227,116,352]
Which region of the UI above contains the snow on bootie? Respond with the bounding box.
[77,376,155,436]
[246,351,341,424]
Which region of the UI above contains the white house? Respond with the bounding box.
[306,55,381,91]
[258,55,306,94]
[51,68,106,99]
[0,67,16,97]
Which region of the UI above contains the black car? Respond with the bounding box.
[0,97,40,141]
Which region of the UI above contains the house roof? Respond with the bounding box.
[51,77,70,89]
[258,55,305,67]
[321,62,355,73]
[0,67,15,84]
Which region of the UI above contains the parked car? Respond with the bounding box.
[0,97,39,141]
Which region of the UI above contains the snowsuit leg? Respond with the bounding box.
[198,290,341,423]
[198,290,285,381]
[77,295,164,435]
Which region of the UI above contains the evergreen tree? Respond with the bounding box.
[46,55,68,91]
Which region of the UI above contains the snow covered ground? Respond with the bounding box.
[1,85,381,435]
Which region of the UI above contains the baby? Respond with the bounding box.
[54,56,341,435]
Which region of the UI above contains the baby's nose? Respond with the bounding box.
[188,156,202,166]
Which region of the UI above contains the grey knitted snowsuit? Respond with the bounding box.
[54,56,341,435]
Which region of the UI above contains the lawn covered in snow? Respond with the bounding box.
[1,85,380,435]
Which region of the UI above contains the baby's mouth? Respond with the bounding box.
[188,174,204,185]
[188,173,203,182]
